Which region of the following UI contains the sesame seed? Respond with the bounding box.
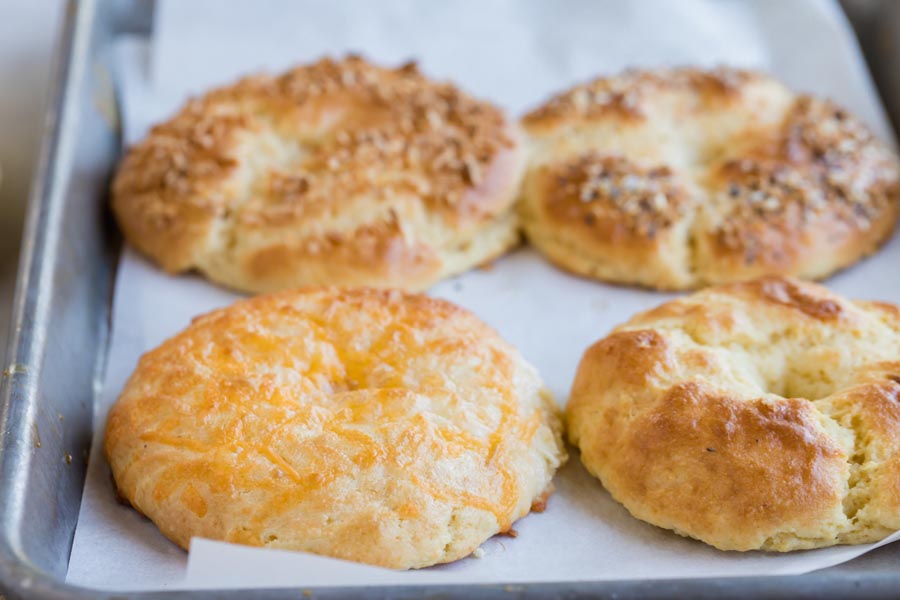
[622,174,640,191]
[580,186,596,203]
[761,197,780,211]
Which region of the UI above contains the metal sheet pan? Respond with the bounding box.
[0,0,898,597]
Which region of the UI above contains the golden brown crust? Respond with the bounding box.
[520,67,900,290]
[105,287,566,569]
[112,56,525,292]
[567,277,900,551]
[524,67,759,130]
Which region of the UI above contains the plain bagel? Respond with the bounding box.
[567,277,900,551]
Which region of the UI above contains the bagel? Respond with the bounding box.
[112,56,524,293]
[520,67,900,290]
[567,277,900,551]
[105,287,566,569]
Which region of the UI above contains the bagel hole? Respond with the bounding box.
[779,366,840,401]
[745,330,852,401]
[676,324,845,401]
[675,298,893,403]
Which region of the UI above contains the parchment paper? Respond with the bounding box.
[66,0,900,590]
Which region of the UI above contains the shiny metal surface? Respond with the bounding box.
[0,0,898,597]
[0,0,119,595]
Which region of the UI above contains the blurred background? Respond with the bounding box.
[0,0,897,357]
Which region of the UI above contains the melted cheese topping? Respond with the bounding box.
[106,288,563,561]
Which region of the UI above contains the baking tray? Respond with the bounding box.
[1,0,899,598]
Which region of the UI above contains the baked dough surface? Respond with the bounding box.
[567,277,900,551]
[106,287,566,568]
[521,68,900,289]
[113,56,524,293]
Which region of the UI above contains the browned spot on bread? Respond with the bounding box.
[579,329,673,389]
[112,477,134,508]
[615,383,845,546]
[755,277,843,320]
[529,481,556,513]
[245,221,441,288]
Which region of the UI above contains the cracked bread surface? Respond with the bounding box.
[112,56,524,293]
[105,287,566,569]
[520,67,900,290]
[566,277,900,551]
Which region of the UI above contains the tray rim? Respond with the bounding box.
[1,0,900,598]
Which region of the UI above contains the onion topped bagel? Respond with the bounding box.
[521,67,900,289]
[113,56,524,292]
